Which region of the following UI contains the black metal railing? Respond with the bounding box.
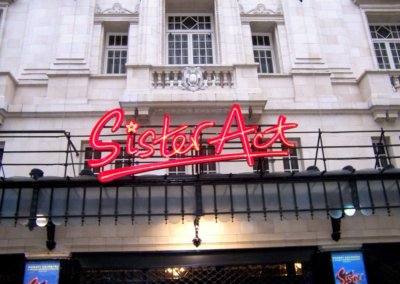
[0,167,399,226]
[0,128,400,226]
[0,128,398,178]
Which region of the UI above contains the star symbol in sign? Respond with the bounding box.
[126,120,140,134]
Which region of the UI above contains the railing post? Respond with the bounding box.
[195,183,203,217]
[381,128,392,167]
[314,129,327,171]
[64,132,79,177]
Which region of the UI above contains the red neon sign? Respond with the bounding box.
[89,104,298,182]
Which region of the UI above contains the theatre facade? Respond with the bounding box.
[0,0,400,283]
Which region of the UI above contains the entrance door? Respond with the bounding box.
[72,247,316,284]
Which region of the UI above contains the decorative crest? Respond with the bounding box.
[181,67,207,92]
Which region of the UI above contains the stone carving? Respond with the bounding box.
[94,4,102,14]
[242,3,282,15]
[181,67,207,92]
[95,2,135,14]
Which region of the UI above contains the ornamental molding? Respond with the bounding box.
[95,2,137,15]
[181,67,207,92]
[353,4,400,12]
[240,3,282,15]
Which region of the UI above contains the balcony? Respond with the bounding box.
[121,64,264,121]
[358,70,400,122]
[151,66,234,90]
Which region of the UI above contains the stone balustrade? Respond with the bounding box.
[151,66,234,91]
[390,74,400,92]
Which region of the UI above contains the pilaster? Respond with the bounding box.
[215,0,245,64]
[0,72,16,124]
[283,0,326,69]
[137,0,163,65]
[51,0,95,72]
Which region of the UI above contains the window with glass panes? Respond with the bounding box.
[199,144,216,174]
[83,145,101,174]
[167,16,213,65]
[168,155,186,175]
[282,139,300,173]
[252,34,275,73]
[105,33,128,74]
[370,25,400,69]
[252,139,270,174]
[114,145,133,169]
[372,137,391,170]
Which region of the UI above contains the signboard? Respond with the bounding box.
[23,261,60,284]
[331,251,368,284]
[89,104,298,182]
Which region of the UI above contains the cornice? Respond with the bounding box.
[353,0,400,6]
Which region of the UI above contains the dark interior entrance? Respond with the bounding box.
[69,247,316,284]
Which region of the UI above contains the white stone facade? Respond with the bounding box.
[0,0,400,258]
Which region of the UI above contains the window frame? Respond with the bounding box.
[0,6,8,49]
[114,143,133,169]
[81,143,102,174]
[369,24,400,70]
[103,32,129,74]
[199,144,217,174]
[166,13,215,65]
[252,33,276,74]
[282,139,301,173]
[0,141,4,177]
[371,136,392,170]
[168,153,186,175]
[252,138,270,174]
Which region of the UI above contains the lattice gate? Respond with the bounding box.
[81,263,313,284]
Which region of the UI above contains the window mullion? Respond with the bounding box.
[386,42,396,69]
[188,34,194,65]
[269,45,276,73]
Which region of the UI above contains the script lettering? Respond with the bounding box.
[88,104,298,182]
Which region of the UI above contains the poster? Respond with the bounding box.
[331,251,368,284]
[23,261,60,284]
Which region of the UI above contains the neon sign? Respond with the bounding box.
[89,104,298,182]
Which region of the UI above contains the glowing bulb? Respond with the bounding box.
[36,214,48,227]
[344,205,356,217]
